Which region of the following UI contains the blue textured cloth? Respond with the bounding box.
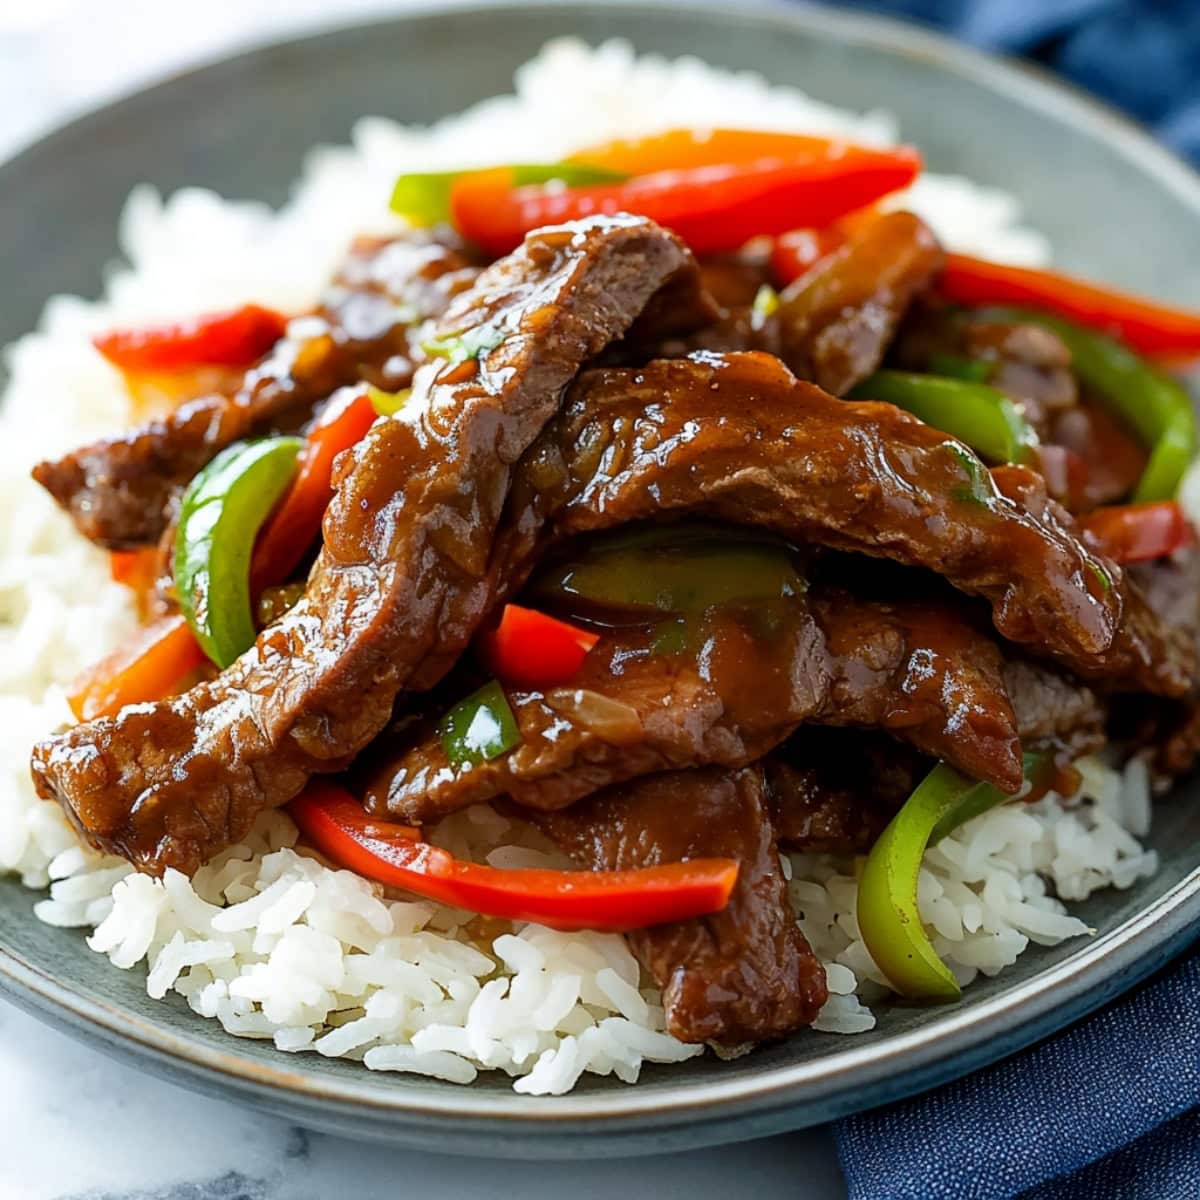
[822,4,1200,1195]
[831,0,1200,163]
[834,948,1200,1197]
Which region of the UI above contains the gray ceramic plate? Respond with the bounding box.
[2,0,1199,1159]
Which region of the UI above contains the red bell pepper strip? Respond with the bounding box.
[1080,501,1194,564]
[250,388,379,592]
[93,304,288,372]
[476,604,600,690]
[939,254,1200,359]
[67,613,208,722]
[74,389,378,717]
[769,226,847,288]
[290,783,740,933]
[72,387,375,718]
[767,205,887,287]
[450,149,922,258]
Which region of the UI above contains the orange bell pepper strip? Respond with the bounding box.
[476,604,600,690]
[450,148,922,258]
[93,304,288,372]
[74,388,380,722]
[109,547,162,619]
[567,128,894,174]
[67,613,208,722]
[938,254,1200,359]
[290,783,739,933]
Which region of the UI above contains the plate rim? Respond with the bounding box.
[3,0,1200,1146]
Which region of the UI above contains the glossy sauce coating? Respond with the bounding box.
[532,765,828,1045]
[495,352,1179,692]
[31,216,706,874]
[368,578,1025,825]
[31,230,480,549]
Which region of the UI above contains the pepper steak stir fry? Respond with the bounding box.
[28,130,1200,1048]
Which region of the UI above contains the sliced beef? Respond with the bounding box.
[32,229,481,549]
[366,612,821,821]
[637,212,941,396]
[32,215,706,875]
[697,254,774,309]
[893,301,1079,437]
[531,765,828,1045]
[773,210,942,394]
[990,464,1191,696]
[891,301,1150,510]
[766,729,927,854]
[1047,403,1147,510]
[1121,552,1200,777]
[1130,551,1200,640]
[1002,659,1106,758]
[807,584,1017,780]
[495,352,1184,696]
[368,580,1022,824]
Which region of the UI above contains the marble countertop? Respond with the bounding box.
[0,1,844,1196]
[0,1001,845,1200]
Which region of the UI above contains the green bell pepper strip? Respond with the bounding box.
[850,369,1038,466]
[390,162,629,226]
[421,320,505,366]
[175,437,304,668]
[438,681,522,767]
[976,306,1197,501]
[367,385,412,417]
[532,523,805,618]
[752,284,780,320]
[857,753,1049,1002]
[928,752,1051,844]
[928,352,992,384]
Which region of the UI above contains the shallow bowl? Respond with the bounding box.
[2,0,1199,1158]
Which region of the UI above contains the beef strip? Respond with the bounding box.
[31,229,481,549]
[773,210,943,395]
[367,582,1022,823]
[989,463,1191,696]
[697,254,773,309]
[1120,552,1200,777]
[1002,659,1106,759]
[493,352,1187,697]
[892,300,1079,437]
[766,729,927,854]
[32,215,707,875]
[638,212,941,396]
[891,301,1151,510]
[531,765,827,1045]
[1048,403,1147,509]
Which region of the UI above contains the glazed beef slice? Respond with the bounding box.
[533,765,828,1045]
[32,215,708,875]
[32,229,480,549]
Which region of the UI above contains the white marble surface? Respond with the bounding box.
[0,1001,846,1200]
[0,1,845,1196]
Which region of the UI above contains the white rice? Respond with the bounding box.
[0,39,1159,1093]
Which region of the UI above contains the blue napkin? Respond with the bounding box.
[815,3,1200,1194]
[834,947,1200,1197]
[831,0,1200,164]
